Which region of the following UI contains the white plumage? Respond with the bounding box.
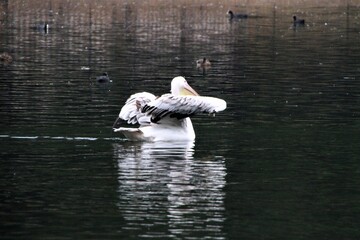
[113,76,226,141]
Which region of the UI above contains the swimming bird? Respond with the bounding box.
[0,52,13,65]
[113,76,227,141]
[196,58,211,68]
[227,10,248,20]
[293,16,305,25]
[35,23,49,33]
[96,72,110,83]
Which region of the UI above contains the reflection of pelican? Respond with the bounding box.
[113,76,226,141]
[114,141,195,161]
[113,142,226,237]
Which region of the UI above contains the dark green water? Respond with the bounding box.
[1,1,360,239]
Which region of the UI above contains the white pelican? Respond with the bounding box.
[112,76,226,141]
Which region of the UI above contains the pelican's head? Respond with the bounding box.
[171,76,199,96]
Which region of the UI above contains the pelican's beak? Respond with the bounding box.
[181,82,199,96]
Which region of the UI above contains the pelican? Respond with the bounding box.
[113,76,226,141]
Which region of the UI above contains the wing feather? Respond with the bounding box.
[142,94,226,123]
[119,92,156,125]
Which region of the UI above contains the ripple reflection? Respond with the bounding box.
[113,141,227,238]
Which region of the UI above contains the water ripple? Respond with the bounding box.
[113,142,227,238]
[0,134,123,141]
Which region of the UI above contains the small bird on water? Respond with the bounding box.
[0,52,13,66]
[293,16,305,25]
[96,72,111,83]
[35,22,49,33]
[196,58,211,68]
[227,10,248,20]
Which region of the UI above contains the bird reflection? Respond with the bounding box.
[113,141,227,237]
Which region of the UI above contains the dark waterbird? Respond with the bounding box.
[33,22,49,33]
[227,10,248,20]
[96,72,111,83]
[0,52,13,66]
[196,57,211,68]
[293,16,305,25]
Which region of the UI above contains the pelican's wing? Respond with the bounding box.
[142,94,227,123]
[118,92,157,125]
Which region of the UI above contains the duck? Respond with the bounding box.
[227,10,248,20]
[96,72,111,83]
[113,76,227,142]
[35,23,49,33]
[0,52,13,65]
[196,58,211,68]
[293,16,305,25]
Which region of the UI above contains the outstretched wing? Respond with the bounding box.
[141,94,227,123]
[118,92,157,125]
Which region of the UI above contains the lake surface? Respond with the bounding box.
[1,0,360,239]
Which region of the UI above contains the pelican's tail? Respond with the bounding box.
[113,127,145,141]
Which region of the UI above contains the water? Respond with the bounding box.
[1,0,360,239]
